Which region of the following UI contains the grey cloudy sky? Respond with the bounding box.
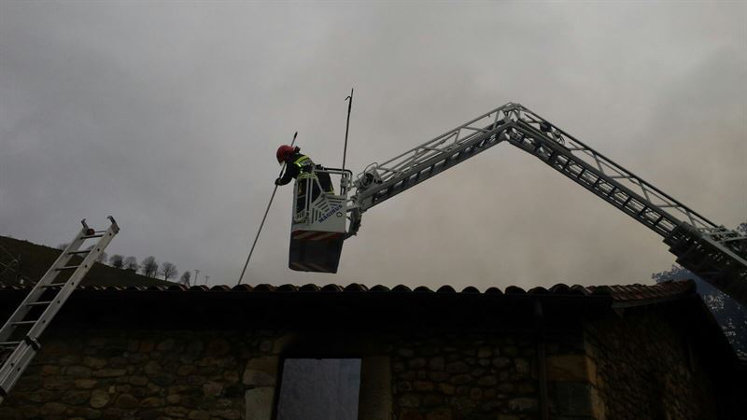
[1,1,745,290]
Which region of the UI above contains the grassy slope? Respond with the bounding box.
[0,235,172,287]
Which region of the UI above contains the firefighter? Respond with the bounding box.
[275,145,333,215]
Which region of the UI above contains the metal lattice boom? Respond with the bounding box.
[352,104,517,210]
[349,103,747,305]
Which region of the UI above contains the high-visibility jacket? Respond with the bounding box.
[294,155,316,181]
[277,153,334,193]
[276,153,315,185]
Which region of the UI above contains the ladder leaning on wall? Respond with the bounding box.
[0,217,119,405]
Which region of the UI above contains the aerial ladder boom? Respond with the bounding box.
[348,103,747,305]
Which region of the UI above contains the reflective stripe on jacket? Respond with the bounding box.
[294,155,316,180]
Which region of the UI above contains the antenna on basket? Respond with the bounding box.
[237,131,298,286]
[342,88,353,172]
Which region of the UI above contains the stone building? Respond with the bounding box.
[0,279,744,420]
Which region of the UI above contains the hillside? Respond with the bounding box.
[0,235,172,288]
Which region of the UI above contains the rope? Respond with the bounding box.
[237,132,297,285]
[237,186,278,285]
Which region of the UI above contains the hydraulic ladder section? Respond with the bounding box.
[350,104,515,232]
[350,103,746,306]
[0,217,119,404]
[504,104,747,306]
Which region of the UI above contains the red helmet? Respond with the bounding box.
[276,145,298,163]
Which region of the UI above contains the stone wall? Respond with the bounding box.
[0,307,734,420]
[389,332,540,420]
[2,326,587,420]
[585,308,720,420]
[0,327,284,420]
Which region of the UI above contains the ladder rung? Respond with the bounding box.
[43,283,67,288]
[26,301,53,306]
[11,321,38,326]
[66,250,90,255]
[0,341,21,346]
[55,265,80,271]
[82,234,104,239]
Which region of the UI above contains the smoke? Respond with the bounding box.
[1,2,744,289]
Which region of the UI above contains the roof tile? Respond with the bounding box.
[321,284,342,292]
[437,285,456,294]
[504,286,526,295]
[484,287,503,295]
[253,284,275,292]
[344,283,368,292]
[299,284,320,292]
[528,286,549,295]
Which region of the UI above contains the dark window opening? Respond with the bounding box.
[276,358,361,420]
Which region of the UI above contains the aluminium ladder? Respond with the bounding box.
[0,217,119,404]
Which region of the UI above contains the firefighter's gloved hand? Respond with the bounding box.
[274,178,282,186]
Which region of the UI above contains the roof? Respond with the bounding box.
[0,237,736,364]
[0,280,700,334]
[0,233,697,306]
[587,280,697,307]
[0,279,697,306]
[0,278,737,364]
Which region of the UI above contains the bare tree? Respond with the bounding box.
[159,261,178,281]
[141,256,158,277]
[179,271,191,287]
[109,254,124,269]
[123,256,139,271]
